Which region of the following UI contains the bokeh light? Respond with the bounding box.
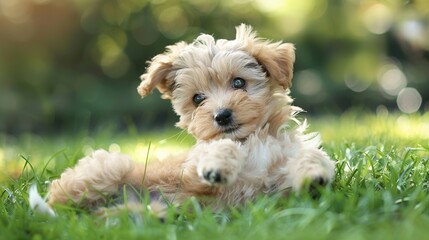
[0,0,31,24]
[295,70,323,96]
[97,31,130,78]
[109,143,121,153]
[378,64,407,97]
[362,3,393,35]
[344,74,371,93]
[156,6,189,39]
[398,20,428,50]
[397,88,422,114]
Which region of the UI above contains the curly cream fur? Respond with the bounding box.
[47,24,335,210]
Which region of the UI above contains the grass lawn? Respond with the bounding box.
[1,112,429,240]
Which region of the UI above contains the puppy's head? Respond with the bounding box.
[138,24,295,141]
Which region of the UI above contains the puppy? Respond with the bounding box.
[43,24,335,212]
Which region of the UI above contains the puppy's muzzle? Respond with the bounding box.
[214,108,233,126]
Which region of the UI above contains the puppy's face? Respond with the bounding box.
[138,25,295,141]
[172,49,268,140]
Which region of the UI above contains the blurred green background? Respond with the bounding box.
[1,0,428,133]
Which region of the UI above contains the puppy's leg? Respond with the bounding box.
[189,139,246,185]
[48,149,134,207]
[124,152,220,204]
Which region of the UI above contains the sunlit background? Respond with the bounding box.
[0,0,428,133]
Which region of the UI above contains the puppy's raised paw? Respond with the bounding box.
[203,169,225,184]
[198,153,239,185]
[194,139,246,186]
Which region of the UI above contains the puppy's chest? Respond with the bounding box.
[241,135,287,175]
[227,137,290,197]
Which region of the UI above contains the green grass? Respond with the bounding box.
[1,112,429,240]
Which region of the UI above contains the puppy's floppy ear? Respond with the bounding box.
[236,24,295,89]
[137,42,187,99]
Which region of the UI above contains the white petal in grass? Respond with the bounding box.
[345,148,353,160]
[342,161,352,173]
[29,184,56,217]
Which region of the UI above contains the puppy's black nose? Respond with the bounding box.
[214,109,233,126]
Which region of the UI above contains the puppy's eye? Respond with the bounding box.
[192,94,206,106]
[232,77,246,89]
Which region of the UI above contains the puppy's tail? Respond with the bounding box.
[29,184,56,217]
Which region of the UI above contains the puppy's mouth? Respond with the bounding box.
[220,125,241,134]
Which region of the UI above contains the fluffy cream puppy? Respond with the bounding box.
[45,24,335,211]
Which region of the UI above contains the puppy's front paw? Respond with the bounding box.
[306,176,330,199]
[291,150,335,195]
[294,166,334,189]
[200,160,237,185]
[203,169,225,184]
[194,139,245,185]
